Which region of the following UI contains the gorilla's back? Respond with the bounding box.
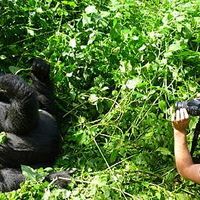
[0,110,60,168]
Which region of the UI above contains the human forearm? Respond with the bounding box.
[174,128,200,183]
[172,107,200,183]
[174,129,193,177]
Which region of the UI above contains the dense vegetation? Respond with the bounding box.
[1,0,200,199]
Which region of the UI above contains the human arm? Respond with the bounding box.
[172,108,200,183]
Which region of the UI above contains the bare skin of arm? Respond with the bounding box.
[172,108,200,183]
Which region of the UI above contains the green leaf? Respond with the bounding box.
[125,78,141,90]
[88,94,98,105]
[36,7,43,13]
[110,150,118,163]
[9,66,20,74]
[69,38,76,48]
[158,100,167,112]
[85,5,97,14]
[0,132,7,144]
[62,1,77,7]
[27,29,34,36]
[0,55,6,60]
[156,147,172,156]
[21,165,43,181]
[168,40,182,52]
[82,13,91,25]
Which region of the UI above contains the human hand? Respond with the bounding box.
[172,108,189,132]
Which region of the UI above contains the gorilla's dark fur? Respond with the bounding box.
[0,58,66,192]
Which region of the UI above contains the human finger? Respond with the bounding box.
[182,108,189,119]
[180,108,185,120]
[176,109,180,121]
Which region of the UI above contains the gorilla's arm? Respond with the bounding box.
[0,74,39,135]
[30,58,54,114]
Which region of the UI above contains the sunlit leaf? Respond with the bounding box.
[85,5,97,14]
[156,147,172,156]
[69,38,76,48]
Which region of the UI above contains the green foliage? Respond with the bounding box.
[1,0,200,199]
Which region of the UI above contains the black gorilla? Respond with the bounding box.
[0,58,65,192]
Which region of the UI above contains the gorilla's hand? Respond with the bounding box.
[45,170,72,188]
[31,58,50,82]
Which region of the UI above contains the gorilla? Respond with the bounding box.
[0,58,67,192]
